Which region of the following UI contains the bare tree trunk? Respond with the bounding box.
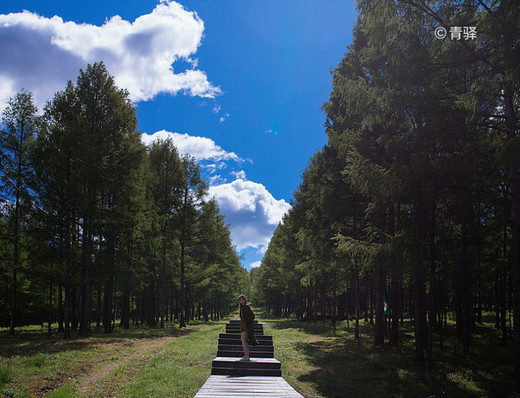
[504,81,520,392]
[48,280,53,337]
[9,173,21,337]
[374,266,385,347]
[355,255,360,339]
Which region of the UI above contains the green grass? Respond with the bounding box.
[0,364,11,388]
[0,319,228,397]
[259,310,517,398]
[124,322,218,397]
[1,313,517,397]
[45,384,77,398]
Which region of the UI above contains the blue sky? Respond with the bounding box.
[0,0,357,270]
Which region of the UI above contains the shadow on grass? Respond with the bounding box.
[0,324,194,358]
[268,315,516,398]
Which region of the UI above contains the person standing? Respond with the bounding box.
[238,294,258,361]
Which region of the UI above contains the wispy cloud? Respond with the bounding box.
[141,130,240,162]
[219,113,230,123]
[0,0,220,109]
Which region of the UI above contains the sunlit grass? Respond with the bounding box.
[123,321,224,398]
[0,318,228,397]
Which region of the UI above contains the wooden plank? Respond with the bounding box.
[194,375,303,398]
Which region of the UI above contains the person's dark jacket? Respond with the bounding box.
[240,304,258,345]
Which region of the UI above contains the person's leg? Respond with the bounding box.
[240,331,250,360]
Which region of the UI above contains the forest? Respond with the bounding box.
[0,62,249,338]
[252,0,520,390]
[1,0,520,395]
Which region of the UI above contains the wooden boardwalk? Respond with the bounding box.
[194,375,303,397]
[195,320,303,397]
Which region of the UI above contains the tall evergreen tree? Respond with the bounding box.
[176,155,207,327]
[0,90,38,336]
[149,138,183,328]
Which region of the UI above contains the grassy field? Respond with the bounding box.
[0,312,517,397]
[0,318,228,398]
[259,310,516,398]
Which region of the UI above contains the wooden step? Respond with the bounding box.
[218,344,273,352]
[194,376,303,398]
[211,357,282,377]
[211,367,282,377]
[196,321,301,396]
[212,357,280,370]
[226,326,264,335]
[218,339,272,347]
[219,333,272,342]
[217,350,274,358]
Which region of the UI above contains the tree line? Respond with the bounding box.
[0,62,248,338]
[252,0,519,385]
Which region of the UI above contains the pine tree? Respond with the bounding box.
[1,90,38,336]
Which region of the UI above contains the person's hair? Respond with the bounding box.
[238,294,247,301]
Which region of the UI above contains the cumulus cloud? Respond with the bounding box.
[141,130,241,162]
[249,261,262,268]
[141,131,288,253]
[207,179,291,251]
[0,0,220,109]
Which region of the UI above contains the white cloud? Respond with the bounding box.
[0,0,220,110]
[231,170,247,180]
[141,131,287,252]
[256,246,267,255]
[249,261,262,268]
[207,179,291,251]
[141,130,241,162]
[208,174,226,186]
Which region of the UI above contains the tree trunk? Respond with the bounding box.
[179,185,188,328]
[504,81,520,391]
[179,239,186,328]
[332,270,337,328]
[374,266,385,347]
[71,285,78,331]
[9,175,21,337]
[414,210,427,364]
[389,203,399,346]
[355,255,360,339]
[103,228,115,333]
[63,160,72,339]
[160,227,167,328]
[80,184,95,336]
[48,280,53,337]
[120,286,130,329]
[58,283,64,333]
[461,219,472,355]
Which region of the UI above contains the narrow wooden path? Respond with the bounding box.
[195,375,303,397]
[195,320,303,398]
